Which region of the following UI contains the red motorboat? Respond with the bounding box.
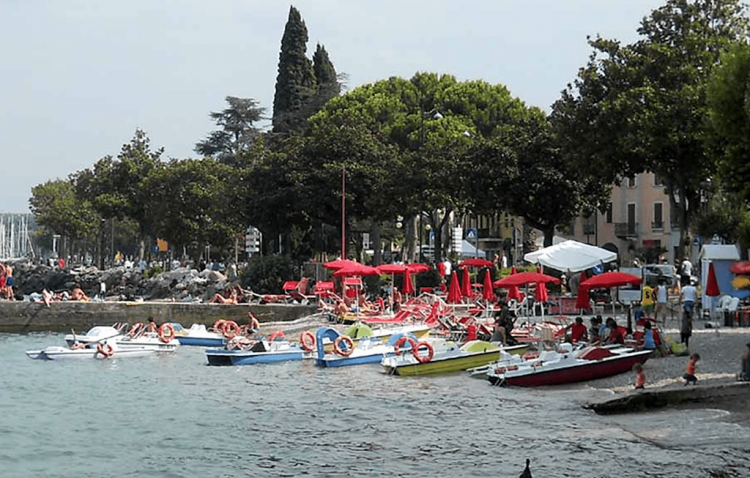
[487,343,652,387]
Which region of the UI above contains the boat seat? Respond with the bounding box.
[250,341,267,352]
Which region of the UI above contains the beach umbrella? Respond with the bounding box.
[377,264,408,274]
[580,271,641,289]
[535,266,549,303]
[459,258,494,268]
[333,263,380,277]
[402,270,415,296]
[705,262,720,297]
[579,270,639,318]
[447,271,462,304]
[323,259,359,270]
[730,261,750,275]
[407,263,431,274]
[575,284,590,310]
[482,269,495,302]
[461,267,472,297]
[493,271,561,288]
[506,266,521,302]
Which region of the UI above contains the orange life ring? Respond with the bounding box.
[213,319,226,333]
[222,320,240,339]
[333,336,354,356]
[96,343,114,358]
[129,323,143,338]
[158,323,175,343]
[394,336,417,356]
[269,330,285,342]
[413,341,434,363]
[299,330,315,351]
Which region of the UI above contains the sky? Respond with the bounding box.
[1,0,666,213]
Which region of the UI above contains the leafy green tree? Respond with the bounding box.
[29,179,99,257]
[195,96,266,167]
[553,0,749,257]
[692,185,749,243]
[144,158,239,262]
[272,6,317,133]
[707,41,750,204]
[74,129,163,258]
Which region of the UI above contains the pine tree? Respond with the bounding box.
[272,6,316,133]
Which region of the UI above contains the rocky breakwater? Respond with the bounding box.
[0,259,316,333]
[7,259,241,302]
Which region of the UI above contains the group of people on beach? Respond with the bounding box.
[0,263,15,300]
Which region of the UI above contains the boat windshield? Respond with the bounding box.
[87,327,118,338]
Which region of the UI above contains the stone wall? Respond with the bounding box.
[0,301,316,333]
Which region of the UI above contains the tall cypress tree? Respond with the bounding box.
[272,6,316,133]
[313,43,340,100]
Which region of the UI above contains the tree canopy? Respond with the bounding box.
[552,0,749,256]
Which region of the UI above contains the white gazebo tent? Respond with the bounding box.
[524,240,618,273]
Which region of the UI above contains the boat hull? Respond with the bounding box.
[316,352,389,368]
[177,336,226,347]
[205,348,304,366]
[386,350,503,376]
[488,350,652,387]
[26,346,157,360]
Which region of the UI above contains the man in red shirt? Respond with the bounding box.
[606,318,625,345]
[566,317,588,343]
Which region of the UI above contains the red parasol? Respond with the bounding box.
[575,284,590,309]
[333,263,380,277]
[482,269,495,302]
[534,265,548,302]
[407,263,431,274]
[461,267,472,297]
[580,271,641,289]
[535,281,549,303]
[507,266,521,301]
[447,271,462,304]
[730,261,750,275]
[377,264,408,274]
[493,271,561,288]
[323,259,359,270]
[459,258,494,268]
[705,262,720,297]
[402,270,415,295]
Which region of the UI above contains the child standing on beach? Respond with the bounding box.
[683,353,700,385]
[633,363,645,389]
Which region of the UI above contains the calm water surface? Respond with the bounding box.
[1,332,749,478]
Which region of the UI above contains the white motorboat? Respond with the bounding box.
[171,323,226,347]
[64,325,124,347]
[26,337,165,360]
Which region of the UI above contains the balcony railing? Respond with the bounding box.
[615,222,638,238]
[651,221,664,231]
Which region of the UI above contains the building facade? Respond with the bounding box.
[562,172,681,266]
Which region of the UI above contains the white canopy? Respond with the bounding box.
[698,244,740,261]
[459,240,486,258]
[524,239,617,273]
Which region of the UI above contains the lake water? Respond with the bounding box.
[1,332,749,478]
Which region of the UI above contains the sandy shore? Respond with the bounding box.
[591,314,750,393]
